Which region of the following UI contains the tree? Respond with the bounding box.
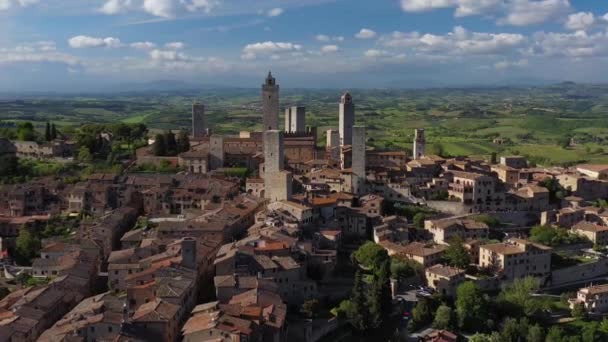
[15,226,41,265]
[369,258,392,328]
[152,134,167,156]
[352,241,388,270]
[391,256,422,280]
[444,236,470,269]
[349,271,369,331]
[490,152,497,164]
[600,317,608,334]
[432,305,452,330]
[45,122,51,141]
[526,324,544,342]
[412,297,433,329]
[413,212,426,229]
[51,123,57,139]
[571,302,587,319]
[545,326,564,342]
[581,321,604,342]
[301,299,320,319]
[16,122,35,141]
[77,146,92,163]
[177,130,190,153]
[165,131,177,155]
[456,281,487,332]
[498,277,547,318]
[500,317,529,342]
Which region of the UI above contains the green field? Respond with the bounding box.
[2,82,608,166]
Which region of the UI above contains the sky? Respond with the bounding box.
[0,0,608,91]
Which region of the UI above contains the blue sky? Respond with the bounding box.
[0,0,607,91]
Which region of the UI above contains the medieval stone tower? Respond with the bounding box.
[352,126,366,196]
[339,92,355,146]
[192,102,205,138]
[263,130,292,202]
[413,128,426,159]
[262,71,279,131]
[284,106,306,134]
[209,135,224,171]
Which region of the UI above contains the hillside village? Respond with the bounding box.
[3,73,608,341]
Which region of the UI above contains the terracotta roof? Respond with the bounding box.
[573,221,608,233]
[426,264,465,278]
[580,284,608,296]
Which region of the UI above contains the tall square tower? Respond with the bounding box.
[262,72,279,131]
[192,102,205,138]
[339,92,355,146]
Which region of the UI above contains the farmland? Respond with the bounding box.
[2,82,608,166]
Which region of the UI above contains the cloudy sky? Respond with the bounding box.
[0,0,607,91]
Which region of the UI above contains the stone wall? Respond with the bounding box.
[549,259,608,287]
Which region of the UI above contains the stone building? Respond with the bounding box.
[339,92,354,146]
[351,125,366,196]
[192,102,206,139]
[326,129,340,160]
[572,221,608,245]
[570,284,608,314]
[209,135,224,170]
[413,128,426,160]
[425,217,489,245]
[263,130,292,202]
[285,106,306,134]
[262,72,279,131]
[425,264,466,297]
[479,238,551,280]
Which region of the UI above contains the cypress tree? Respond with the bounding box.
[51,123,57,139]
[177,130,190,153]
[350,271,369,332]
[153,134,167,156]
[165,131,177,156]
[45,122,51,141]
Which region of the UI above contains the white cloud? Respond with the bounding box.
[242,41,302,60]
[68,36,122,48]
[494,58,528,70]
[565,12,595,31]
[267,7,283,17]
[400,0,455,12]
[316,34,344,42]
[150,49,186,61]
[165,41,185,49]
[182,0,219,13]
[130,41,156,49]
[355,28,377,39]
[401,0,571,26]
[527,30,608,58]
[99,0,133,14]
[364,49,392,58]
[321,45,339,53]
[0,0,39,10]
[400,0,501,17]
[0,42,79,66]
[498,0,571,26]
[99,0,219,17]
[143,0,174,17]
[381,26,525,55]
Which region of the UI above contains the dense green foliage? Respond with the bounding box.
[529,224,589,246]
[456,281,489,332]
[352,241,388,270]
[444,236,471,269]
